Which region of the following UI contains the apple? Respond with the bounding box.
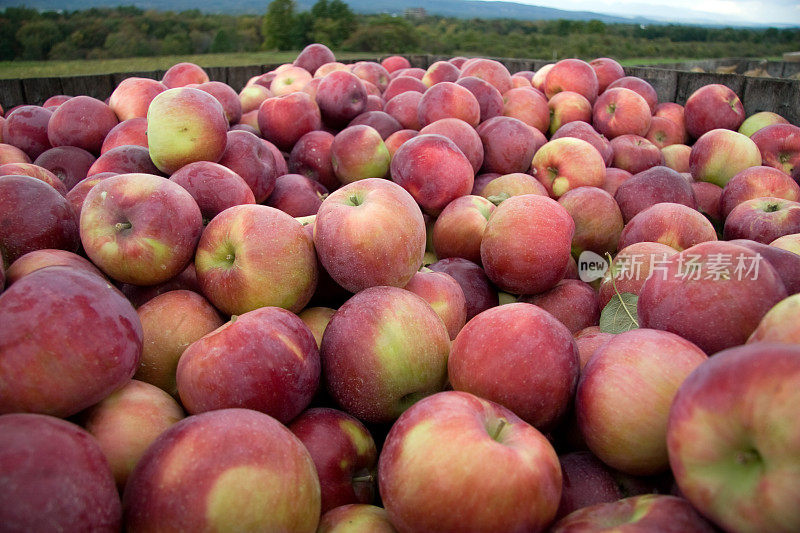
[522,278,601,333]
[421,60,460,87]
[161,62,209,88]
[724,197,800,244]
[548,91,593,136]
[590,57,625,93]
[123,408,320,532]
[47,95,118,155]
[384,91,424,130]
[646,115,686,148]
[0,142,31,165]
[550,120,613,167]
[295,43,336,76]
[0,266,141,417]
[239,83,271,114]
[554,451,624,521]
[771,233,800,255]
[684,83,745,139]
[258,92,322,152]
[87,144,161,177]
[0,174,79,266]
[382,75,426,102]
[298,306,336,347]
[2,104,52,159]
[544,58,599,103]
[459,58,514,95]
[331,125,391,184]
[739,110,789,137]
[313,178,425,293]
[654,102,687,134]
[661,143,692,173]
[80,173,202,285]
[317,504,397,533]
[321,286,450,422]
[502,87,549,134]
[577,328,707,475]
[614,165,697,223]
[196,80,242,125]
[270,65,312,96]
[481,194,575,295]
[432,195,494,265]
[390,133,474,215]
[147,87,228,175]
[558,186,624,256]
[456,75,504,123]
[479,117,540,175]
[638,240,788,354]
[531,137,605,197]
[551,494,716,532]
[118,262,202,309]
[418,81,481,128]
[689,128,762,187]
[66,172,117,218]
[83,379,184,489]
[169,161,256,222]
[289,130,338,191]
[0,413,121,532]
[266,173,328,218]
[598,241,677,307]
[728,238,800,296]
[34,145,95,191]
[0,161,67,194]
[379,391,562,533]
[177,306,319,422]
[618,202,717,252]
[134,289,223,396]
[480,172,548,201]
[316,70,367,128]
[602,167,633,196]
[381,55,411,73]
[592,87,651,139]
[404,267,467,340]
[607,76,658,113]
[289,408,378,513]
[609,134,664,174]
[667,343,800,533]
[721,165,800,218]
[108,77,168,121]
[751,123,800,180]
[420,117,484,174]
[5,248,102,285]
[692,181,724,226]
[748,293,800,344]
[195,204,317,315]
[349,110,401,140]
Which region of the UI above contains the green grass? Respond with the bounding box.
[618,56,783,66]
[0,51,381,79]
[0,52,786,79]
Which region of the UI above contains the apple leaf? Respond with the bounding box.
[599,292,639,334]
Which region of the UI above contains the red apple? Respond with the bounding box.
[313,178,425,293]
[724,197,800,244]
[83,379,184,489]
[331,125,391,184]
[289,408,378,513]
[477,116,541,175]
[544,58,599,103]
[316,70,367,128]
[609,134,664,174]
[379,391,562,533]
[161,62,209,88]
[5,248,102,285]
[456,75,504,123]
[422,60,461,87]
[532,137,605,197]
[481,194,574,295]
[177,306,319,422]
[218,129,279,203]
[459,58,513,95]
[751,123,800,181]
[289,130,338,191]
[638,240,788,353]
[593,87,651,139]
[684,83,745,139]
[108,77,168,121]
[618,202,717,252]
[381,55,410,73]
[551,120,613,167]
[266,173,328,217]
[47,95,118,155]
[80,173,202,285]
[321,286,450,422]
[87,144,161,177]
[317,504,396,533]
[614,165,697,223]
[123,408,320,532]
[295,43,336,76]
[258,91,322,151]
[607,76,658,113]
[0,161,66,194]
[661,143,691,173]
[739,110,789,137]
[0,414,121,531]
[689,128,762,187]
[577,328,707,475]
[559,186,624,256]
[196,80,242,125]
[548,91,593,136]
[404,267,467,340]
[195,204,318,315]
[418,81,481,128]
[35,145,95,190]
[420,117,484,174]
[169,161,256,222]
[0,266,141,416]
[502,87,549,134]
[720,165,800,218]
[432,195,494,264]
[2,104,52,159]
[667,343,800,533]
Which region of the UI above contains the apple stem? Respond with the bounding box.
[114,221,132,232]
[349,194,362,206]
[491,419,507,441]
[352,474,373,484]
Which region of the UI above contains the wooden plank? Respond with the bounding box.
[227,65,264,91]
[60,74,115,102]
[624,66,678,104]
[21,77,63,106]
[112,70,160,85]
[0,78,25,110]
[742,77,800,126]
[205,66,227,84]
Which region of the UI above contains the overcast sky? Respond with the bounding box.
[487,0,800,25]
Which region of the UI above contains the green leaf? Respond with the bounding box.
[599,292,640,334]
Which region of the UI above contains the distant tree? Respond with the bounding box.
[16,20,62,60]
[262,0,299,50]
[342,15,418,53]
[309,0,356,48]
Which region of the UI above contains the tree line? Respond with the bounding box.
[1,2,798,62]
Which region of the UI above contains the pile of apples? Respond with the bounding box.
[2,43,800,532]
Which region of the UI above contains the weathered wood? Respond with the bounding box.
[0,79,25,110]
[742,77,800,125]
[227,65,263,91]
[205,66,227,84]
[624,66,679,104]
[21,77,63,106]
[60,74,115,102]
[112,70,160,85]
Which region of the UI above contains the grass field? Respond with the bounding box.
[0,51,381,79]
[0,52,784,79]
